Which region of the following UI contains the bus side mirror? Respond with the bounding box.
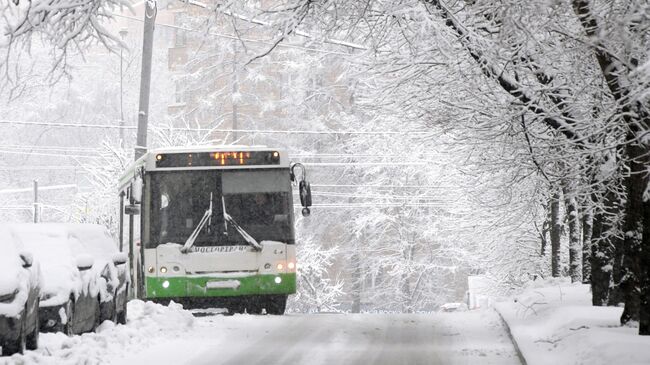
[291,162,312,217]
[299,180,312,217]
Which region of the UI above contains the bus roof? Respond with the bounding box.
[118,145,289,191]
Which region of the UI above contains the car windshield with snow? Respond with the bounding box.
[0,226,40,356]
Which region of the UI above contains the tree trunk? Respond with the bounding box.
[540,202,551,256]
[590,190,614,306]
[582,205,593,283]
[608,234,625,306]
[620,143,645,325]
[563,184,581,282]
[551,191,562,277]
[640,199,650,335]
[350,250,362,313]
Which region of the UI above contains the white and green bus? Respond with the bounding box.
[117,146,311,314]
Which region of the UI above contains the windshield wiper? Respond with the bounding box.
[222,196,262,251]
[180,192,213,253]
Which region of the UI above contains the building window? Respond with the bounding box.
[175,28,186,47]
[175,81,185,104]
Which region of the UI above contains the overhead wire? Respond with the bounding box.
[113,13,352,56]
[0,120,432,136]
[0,149,100,159]
[0,166,85,171]
[0,184,78,195]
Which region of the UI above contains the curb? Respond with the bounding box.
[493,306,528,365]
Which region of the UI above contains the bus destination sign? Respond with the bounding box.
[155,151,281,168]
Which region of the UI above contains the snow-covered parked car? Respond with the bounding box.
[64,224,129,325]
[10,224,128,335]
[0,226,41,356]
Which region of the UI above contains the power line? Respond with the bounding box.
[0,120,432,135]
[0,119,135,130]
[0,184,78,195]
[1,144,101,152]
[0,149,100,159]
[291,153,441,158]
[311,184,454,189]
[0,205,33,210]
[0,166,83,171]
[1,146,440,160]
[294,203,445,209]
[180,1,366,51]
[302,162,427,167]
[305,191,449,200]
[114,13,352,56]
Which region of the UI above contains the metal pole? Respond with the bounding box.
[119,192,125,252]
[129,211,135,294]
[135,0,157,160]
[231,40,238,142]
[33,180,39,223]
[119,28,128,148]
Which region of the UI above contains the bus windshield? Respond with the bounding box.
[146,169,293,248]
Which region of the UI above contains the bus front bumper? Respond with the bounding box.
[145,273,296,299]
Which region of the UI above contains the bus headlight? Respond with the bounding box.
[276,263,284,271]
[162,280,170,289]
[147,266,155,274]
[160,266,168,274]
[274,277,282,284]
[287,262,295,270]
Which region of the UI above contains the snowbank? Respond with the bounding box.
[0,300,194,364]
[494,278,650,365]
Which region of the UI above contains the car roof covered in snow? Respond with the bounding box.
[9,223,118,259]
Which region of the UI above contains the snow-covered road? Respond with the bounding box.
[1,301,521,365]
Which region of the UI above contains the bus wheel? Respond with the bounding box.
[265,295,287,315]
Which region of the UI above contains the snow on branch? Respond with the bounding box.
[425,0,586,147]
[1,0,129,77]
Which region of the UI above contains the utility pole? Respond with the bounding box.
[119,28,128,148]
[231,40,239,142]
[135,0,157,160]
[33,180,39,223]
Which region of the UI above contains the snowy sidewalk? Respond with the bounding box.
[0,300,195,365]
[494,279,650,365]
